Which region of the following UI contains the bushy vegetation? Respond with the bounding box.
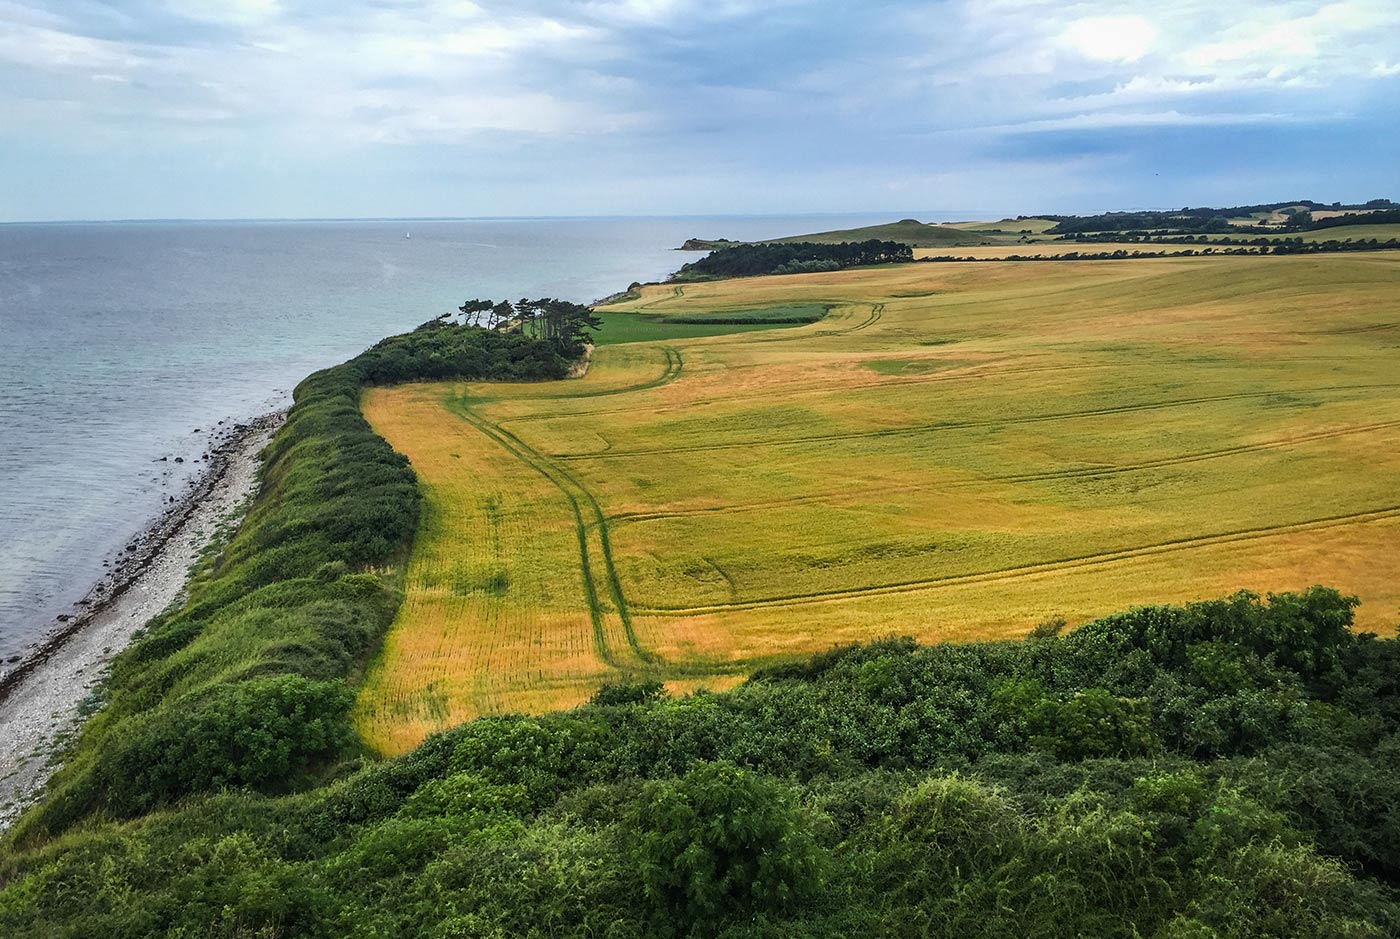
[3,588,1396,936]
[7,325,572,843]
[359,319,580,384]
[675,240,913,280]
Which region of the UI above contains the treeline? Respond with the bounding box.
[675,240,913,280]
[921,238,1400,264]
[1043,199,1396,235]
[1306,208,1400,230]
[3,588,1398,936]
[1048,213,1241,235]
[1066,230,1400,249]
[4,325,577,843]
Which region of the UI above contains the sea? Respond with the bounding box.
[0,215,899,661]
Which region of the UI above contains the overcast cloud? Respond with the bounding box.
[1,0,1397,220]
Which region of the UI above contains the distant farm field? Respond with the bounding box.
[357,252,1400,754]
[1294,223,1400,243]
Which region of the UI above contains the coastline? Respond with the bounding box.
[0,411,282,829]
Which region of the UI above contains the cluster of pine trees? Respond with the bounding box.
[442,297,602,347]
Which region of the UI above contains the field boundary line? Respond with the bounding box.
[632,505,1400,616]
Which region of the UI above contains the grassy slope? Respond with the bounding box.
[940,217,1060,233]
[6,328,579,841]
[360,253,1400,752]
[1294,223,1400,243]
[767,218,1010,247]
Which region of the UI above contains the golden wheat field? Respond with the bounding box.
[355,252,1400,755]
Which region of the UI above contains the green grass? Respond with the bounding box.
[862,357,962,375]
[589,308,822,345]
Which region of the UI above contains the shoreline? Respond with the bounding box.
[0,411,283,829]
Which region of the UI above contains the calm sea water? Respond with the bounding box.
[0,215,896,659]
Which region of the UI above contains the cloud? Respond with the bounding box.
[0,0,1397,219]
[166,0,281,27]
[0,19,146,72]
[1059,15,1158,63]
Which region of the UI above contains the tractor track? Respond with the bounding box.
[553,383,1400,462]
[633,505,1400,616]
[605,417,1400,526]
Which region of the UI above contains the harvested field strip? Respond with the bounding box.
[632,505,1400,616]
[556,384,1400,461]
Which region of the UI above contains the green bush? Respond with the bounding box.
[96,675,353,816]
[628,761,826,934]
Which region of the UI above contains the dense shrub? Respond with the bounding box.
[629,761,825,934]
[95,676,353,816]
[4,588,1396,937]
[355,323,578,385]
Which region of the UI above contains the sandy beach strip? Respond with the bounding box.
[0,412,283,830]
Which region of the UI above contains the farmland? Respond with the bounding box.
[358,252,1400,754]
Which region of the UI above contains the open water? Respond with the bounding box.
[0,215,894,660]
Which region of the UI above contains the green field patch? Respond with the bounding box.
[590,306,826,345]
[863,357,956,375]
[658,303,828,325]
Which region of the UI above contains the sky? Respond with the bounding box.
[1,0,1398,221]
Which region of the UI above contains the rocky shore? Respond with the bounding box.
[0,412,283,830]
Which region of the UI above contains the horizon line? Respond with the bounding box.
[0,210,980,226]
